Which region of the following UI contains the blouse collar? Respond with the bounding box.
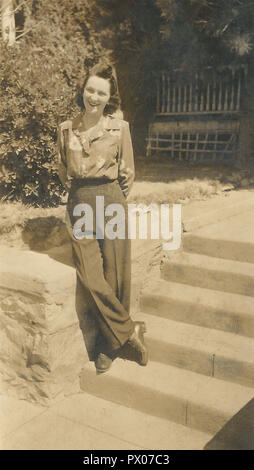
[71,114,120,154]
[73,114,120,134]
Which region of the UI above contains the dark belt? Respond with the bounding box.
[70,177,116,190]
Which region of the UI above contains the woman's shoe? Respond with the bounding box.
[95,353,113,374]
[125,321,148,366]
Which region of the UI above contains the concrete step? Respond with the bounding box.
[134,311,254,388]
[183,209,254,263]
[140,279,254,338]
[184,235,254,264]
[161,251,254,297]
[49,391,211,450]
[182,190,254,233]
[80,360,254,435]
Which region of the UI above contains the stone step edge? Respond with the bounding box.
[135,311,254,388]
[183,234,254,264]
[160,251,254,297]
[80,360,254,435]
[161,251,254,276]
[182,195,254,233]
[140,278,254,338]
[141,278,254,316]
[55,391,212,450]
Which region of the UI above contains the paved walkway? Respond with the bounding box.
[0,392,143,450]
[0,391,209,450]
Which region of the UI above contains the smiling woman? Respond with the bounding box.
[57,61,148,375]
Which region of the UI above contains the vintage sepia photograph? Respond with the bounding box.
[0,0,254,452]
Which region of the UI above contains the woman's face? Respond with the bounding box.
[83,75,111,116]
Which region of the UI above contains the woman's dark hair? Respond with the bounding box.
[76,62,121,115]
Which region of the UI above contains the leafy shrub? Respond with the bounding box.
[0,1,105,207]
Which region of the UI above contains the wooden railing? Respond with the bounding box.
[146,130,239,162]
[156,65,248,115]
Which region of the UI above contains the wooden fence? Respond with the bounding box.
[156,65,248,115]
[146,65,248,162]
[146,128,239,162]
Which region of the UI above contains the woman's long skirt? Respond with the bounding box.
[66,179,135,360]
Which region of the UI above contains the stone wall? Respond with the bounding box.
[0,246,87,405]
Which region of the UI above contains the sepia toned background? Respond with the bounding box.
[1,0,254,450]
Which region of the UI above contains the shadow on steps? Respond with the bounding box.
[204,397,254,450]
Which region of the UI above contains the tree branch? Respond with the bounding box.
[0,1,30,17]
[16,26,32,40]
[13,0,29,14]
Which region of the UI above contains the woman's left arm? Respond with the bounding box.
[117,121,135,198]
[57,122,71,191]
